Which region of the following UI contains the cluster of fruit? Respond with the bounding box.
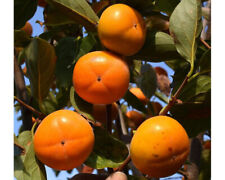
[24,3,190,178]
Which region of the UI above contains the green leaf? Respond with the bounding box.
[39,91,58,115]
[123,90,147,114]
[170,102,210,137]
[178,75,211,102]
[55,37,77,88]
[199,149,211,180]
[44,5,76,26]
[70,86,94,122]
[46,0,99,31]
[76,33,97,60]
[14,0,37,29]
[169,0,202,75]
[131,31,182,62]
[199,49,211,72]
[153,0,180,15]
[166,59,190,71]
[14,30,32,47]
[116,0,155,16]
[85,126,129,169]
[136,64,157,100]
[24,38,56,103]
[14,131,47,180]
[14,134,25,156]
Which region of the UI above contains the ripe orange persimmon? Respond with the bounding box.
[93,102,118,124]
[130,116,190,178]
[73,51,130,104]
[130,87,148,104]
[21,22,33,36]
[38,0,47,7]
[33,110,94,170]
[126,110,145,127]
[98,4,146,56]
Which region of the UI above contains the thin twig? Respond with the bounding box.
[200,38,211,49]
[14,96,46,119]
[117,102,128,135]
[114,155,131,172]
[159,76,189,115]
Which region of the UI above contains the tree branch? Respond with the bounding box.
[14,96,46,120]
[159,76,189,115]
[14,51,33,130]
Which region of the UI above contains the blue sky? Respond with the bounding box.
[13,5,187,180]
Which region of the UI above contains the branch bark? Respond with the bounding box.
[159,76,189,116]
[186,134,203,180]
[14,50,33,130]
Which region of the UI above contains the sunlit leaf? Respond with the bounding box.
[178,75,211,102]
[85,126,129,169]
[132,31,182,62]
[169,0,202,69]
[14,131,47,180]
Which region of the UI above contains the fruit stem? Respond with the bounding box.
[159,76,189,115]
[14,96,46,120]
[200,38,211,49]
[31,121,38,138]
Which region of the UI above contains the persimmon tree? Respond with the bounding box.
[14,0,211,180]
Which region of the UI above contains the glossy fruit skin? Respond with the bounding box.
[20,22,33,36]
[73,51,130,104]
[98,4,146,56]
[130,116,190,178]
[38,0,47,7]
[130,87,148,104]
[33,110,95,170]
[93,102,118,124]
[126,110,145,127]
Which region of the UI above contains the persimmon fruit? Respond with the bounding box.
[126,110,145,127]
[33,110,94,170]
[73,51,130,104]
[93,102,118,124]
[130,115,190,178]
[20,22,33,36]
[98,4,146,56]
[129,87,148,104]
